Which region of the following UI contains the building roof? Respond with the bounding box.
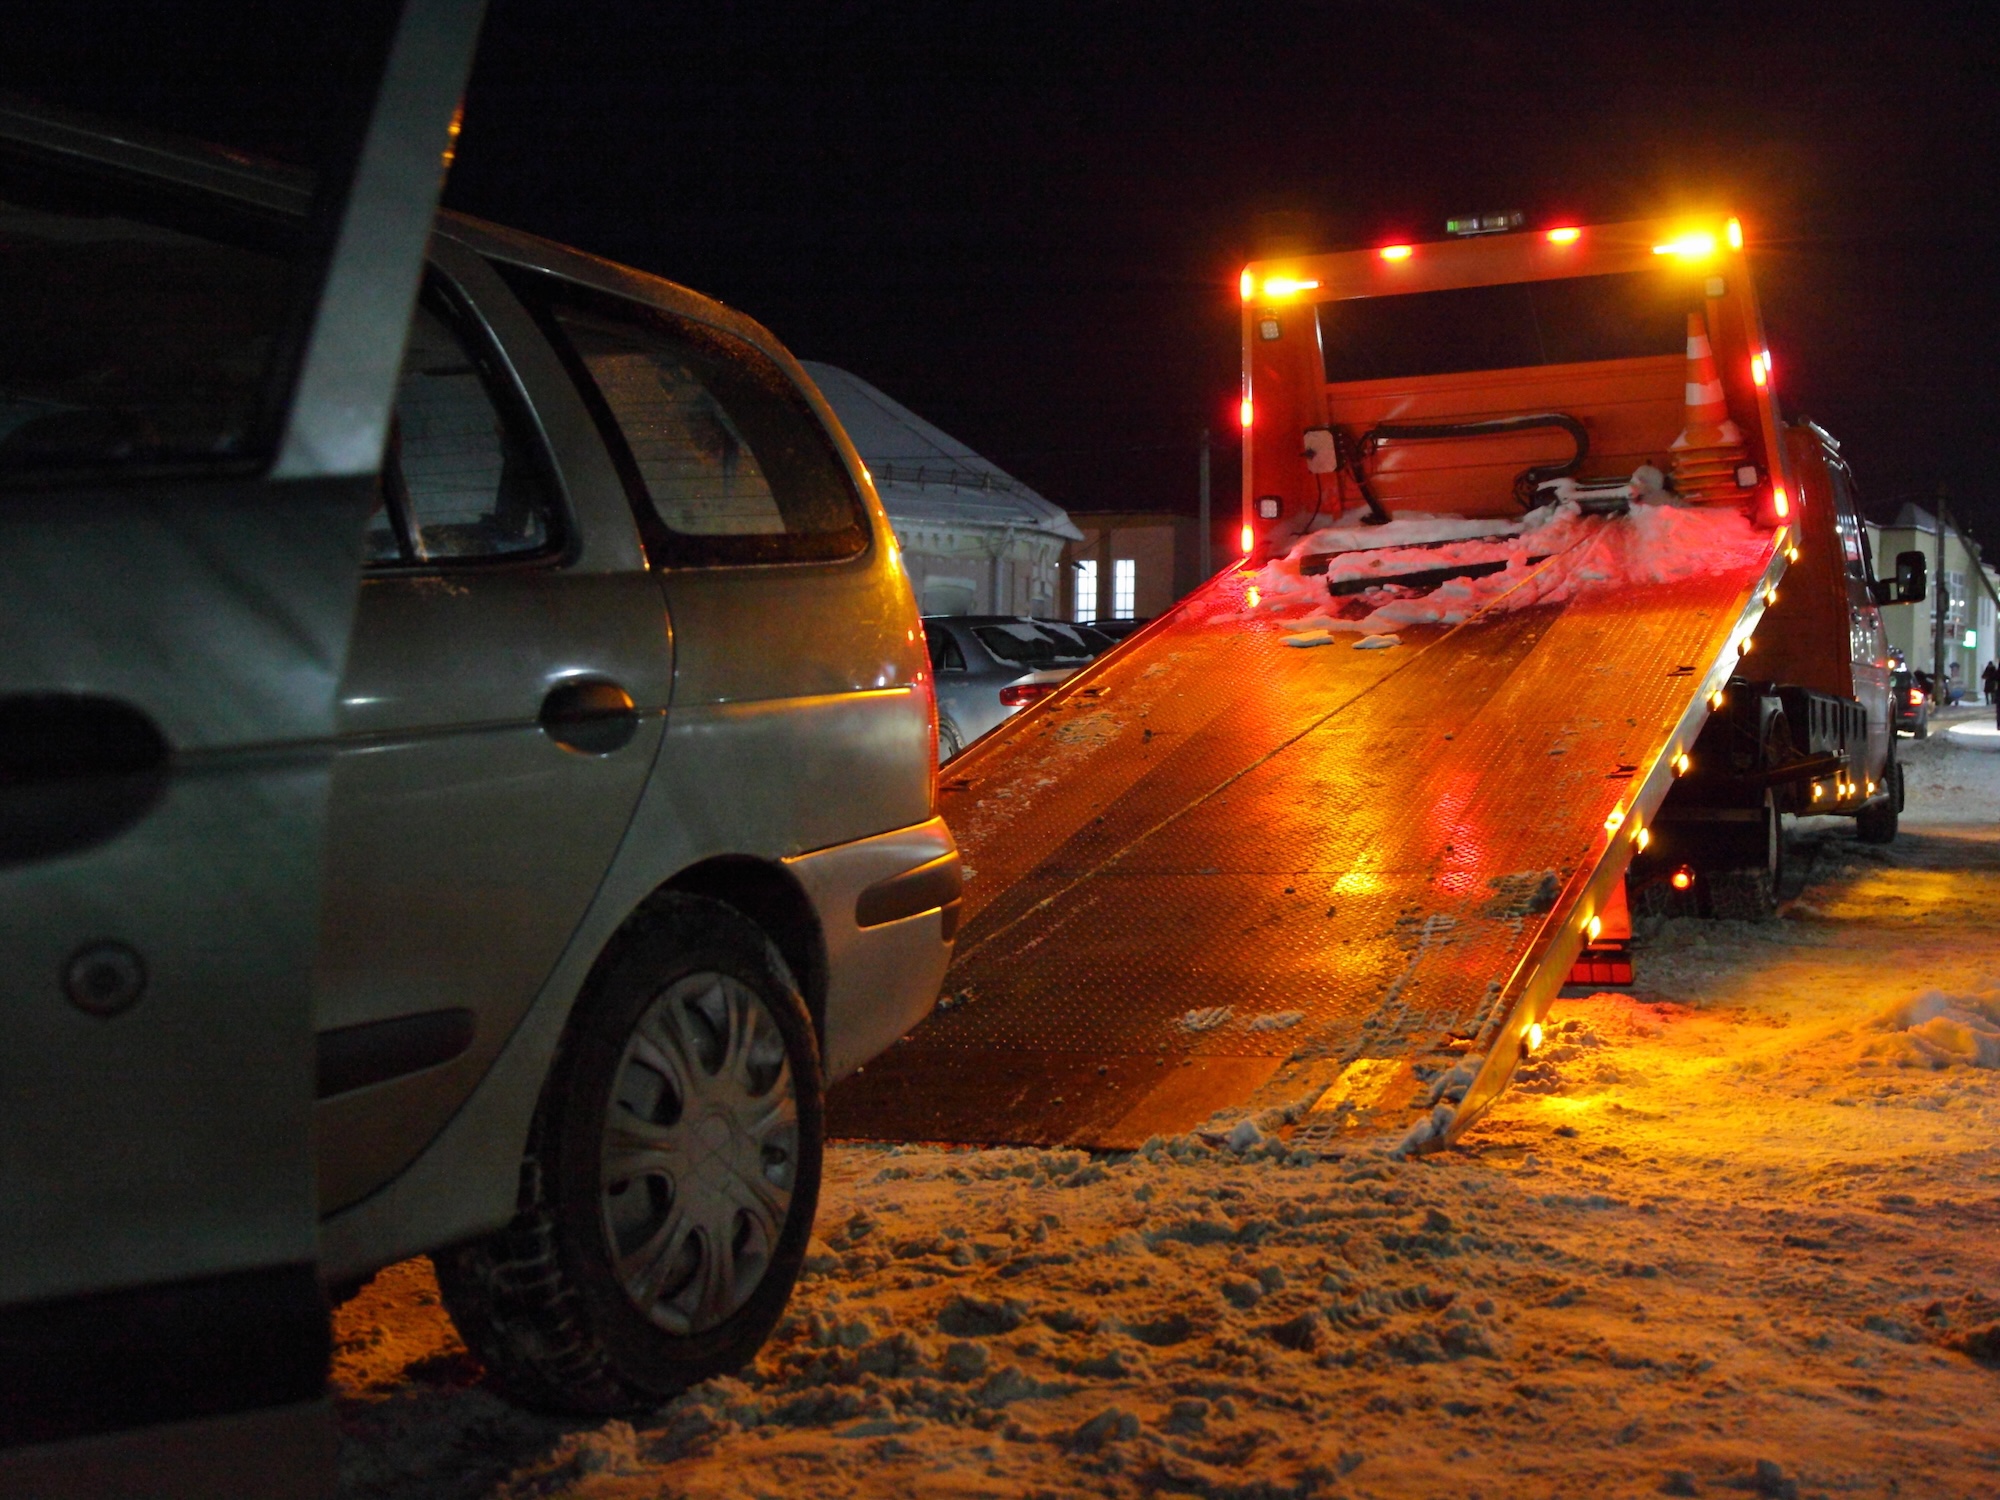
[801,362,1082,541]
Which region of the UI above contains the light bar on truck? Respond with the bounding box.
[1260,277,1320,298]
[1546,227,1581,244]
[1240,268,1255,301]
[1727,217,1743,249]
[1378,244,1413,261]
[1445,212,1523,236]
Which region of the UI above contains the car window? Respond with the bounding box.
[364,296,556,567]
[0,147,297,482]
[927,627,967,673]
[971,622,1083,670]
[510,273,869,567]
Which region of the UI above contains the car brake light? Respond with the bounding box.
[1910,688,1924,706]
[999,682,1056,709]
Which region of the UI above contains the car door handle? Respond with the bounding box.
[539,678,639,755]
[0,693,170,866]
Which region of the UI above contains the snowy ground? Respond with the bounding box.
[335,718,2000,1500]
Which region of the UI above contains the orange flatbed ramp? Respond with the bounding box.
[828,519,1784,1152]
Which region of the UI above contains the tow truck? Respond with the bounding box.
[830,212,1925,1155]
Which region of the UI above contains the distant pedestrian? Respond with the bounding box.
[1984,659,1998,706]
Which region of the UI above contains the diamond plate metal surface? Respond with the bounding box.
[828,531,1779,1148]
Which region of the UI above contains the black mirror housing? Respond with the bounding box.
[1873,550,1927,605]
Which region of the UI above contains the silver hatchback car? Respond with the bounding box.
[2,117,959,1418]
[925,615,1101,758]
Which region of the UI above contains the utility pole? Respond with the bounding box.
[1198,428,1212,580]
[1932,487,1949,693]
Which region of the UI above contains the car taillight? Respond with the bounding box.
[1910,688,1924,705]
[915,668,939,808]
[999,682,1056,709]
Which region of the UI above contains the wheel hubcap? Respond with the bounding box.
[600,971,798,1335]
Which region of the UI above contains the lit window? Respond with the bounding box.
[1074,558,1098,624]
[1112,558,1137,620]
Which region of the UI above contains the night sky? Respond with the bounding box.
[443,1,2000,547]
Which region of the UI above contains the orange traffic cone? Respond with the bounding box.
[1669,313,1750,502]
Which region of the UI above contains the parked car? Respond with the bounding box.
[2,104,960,1423]
[924,615,1094,759]
[1891,669,1931,738]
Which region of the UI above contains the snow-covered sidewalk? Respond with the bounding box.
[335,732,2000,1500]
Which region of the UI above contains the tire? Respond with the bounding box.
[937,712,965,763]
[1699,788,1784,919]
[433,893,824,1415]
[1856,756,1900,844]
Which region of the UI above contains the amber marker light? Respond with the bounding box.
[1586,915,1604,942]
[1670,865,1695,891]
[1727,217,1744,250]
[1673,752,1692,776]
[1867,780,1878,797]
[1788,545,1801,563]
[1379,244,1413,261]
[1812,783,1824,802]
[1653,231,1718,258]
[1526,1022,1544,1053]
[1634,825,1652,852]
[1766,586,1779,606]
[1604,807,1624,833]
[1240,267,1255,301]
[1262,277,1320,297]
[1709,689,1726,710]
[1547,227,1581,244]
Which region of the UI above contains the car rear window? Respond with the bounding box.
[0,149,296,481]
[505,271,869,567]
[972,622,1089,669]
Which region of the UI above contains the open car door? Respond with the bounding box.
[0,3,486,1492]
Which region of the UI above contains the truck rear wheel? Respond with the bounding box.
[1701,788,1784,919]
[1856,757,1901,844]
[433,894,824,1415]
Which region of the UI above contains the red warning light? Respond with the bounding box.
[1239,399,1254,428]
[1240,524,1254,554]
[1670,866,1695,891]
[1546,227,1581,244]
[1772,484,1789,518]
[1379,244,1413,261]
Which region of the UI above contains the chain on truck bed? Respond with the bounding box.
[828,529,1784,1154]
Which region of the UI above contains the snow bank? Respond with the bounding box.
[1861,988,2000,1068]
[1226,499,1772,637]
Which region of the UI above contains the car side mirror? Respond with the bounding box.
[1871,550,1927,605]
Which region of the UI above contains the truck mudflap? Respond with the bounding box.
[828,514,1788,1154]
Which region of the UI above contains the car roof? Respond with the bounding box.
[0,98,826,420]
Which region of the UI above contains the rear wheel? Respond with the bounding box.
[1856,755,1901,844]
[434,894,823,1414]
[937,712,964,763]
[1701,787,1784,919]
